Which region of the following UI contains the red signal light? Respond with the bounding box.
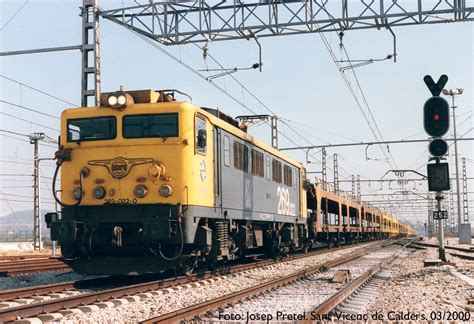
[423,97,450,137]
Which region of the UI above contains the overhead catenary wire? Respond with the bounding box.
[124,1,350,173]
[195,45,337,167]
[0,100,60,119]
[116,20,330,169]
[0,111,59,132]
[0,0,29,31]
[0,74,78,107]
[0,129,29,137]
[0,133,57,149]
[315,6,397,170]
[0,198,56,205]
[317,32,397,170]
[339,44,399,170]
[1,192,55,200]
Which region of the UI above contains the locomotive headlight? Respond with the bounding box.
[134,185,148,198]
[117,94,127,106]
[159,184,173,197]
[71,187,82,200]
[92,186,106,199]
[107,95,118,106]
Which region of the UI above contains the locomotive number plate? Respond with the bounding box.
[104,198,138,205]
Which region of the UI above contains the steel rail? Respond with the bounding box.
[140,243,387,324]
[448,252,474,261]
[0,258,70,276]
[0,275,158,301]
[0,259,62,269]
[302,253,399,322]
[0,282,77,301]
[0,255,51,261]
[411,241,474,253]
[302,238,415,322]
[0,275,169,302]
[0,241,383,322]
[0,264,70,277]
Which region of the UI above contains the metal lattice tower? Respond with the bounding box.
[321,148,327,190]
[333,153,339,193]
[81,0,101,107]
[427,194,434,237]
[357,175,361,202]
[449,180,455,233]
[99,1,473,45]
[29,133,45,250]
[351,175,356,198]
[462,157,469,223]
[271,116,278,149]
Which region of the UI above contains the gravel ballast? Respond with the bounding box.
[63,243,381,323]
[0,270,101,292]
[369,247,474,321]
[206,247,401,322]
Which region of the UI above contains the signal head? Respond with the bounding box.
[423,96,450,137]
[428,138,448,157]
[427,162,450,192]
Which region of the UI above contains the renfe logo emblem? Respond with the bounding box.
[89,157,153,178]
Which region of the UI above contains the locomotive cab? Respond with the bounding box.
[50,89,218,272]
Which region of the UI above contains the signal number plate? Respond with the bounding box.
[433,210,448,220]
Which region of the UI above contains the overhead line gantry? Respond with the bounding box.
[99,0,473,45]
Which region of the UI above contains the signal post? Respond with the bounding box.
[423,75,451,262]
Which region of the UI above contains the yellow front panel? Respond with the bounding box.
[60,102,214,208]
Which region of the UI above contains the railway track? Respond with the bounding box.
[447,251,474,261]
[141,241,392,323]
[0,255,51,262]
[0,240,385,322]
[411,241,474,253]
[0,257,69,276]
[407,241,474,261]
[302,239,414,323]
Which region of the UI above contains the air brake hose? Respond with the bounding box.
[158,221,184,261]
[52,161,84,207]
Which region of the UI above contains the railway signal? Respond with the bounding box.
[423,75,450,158]
[423,74,451,188]
[423,74,450,263]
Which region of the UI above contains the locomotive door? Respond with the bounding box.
[214,127,223,212]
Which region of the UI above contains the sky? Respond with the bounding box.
[0,0,473,231]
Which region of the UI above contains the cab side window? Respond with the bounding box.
[196,115,207,154]
[223,136,230,167]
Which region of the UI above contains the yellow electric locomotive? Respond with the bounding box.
[47,88,307,274]
[46,87,414,275]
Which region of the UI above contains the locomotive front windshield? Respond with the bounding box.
[67,116,117,142]
[123,113,179,139]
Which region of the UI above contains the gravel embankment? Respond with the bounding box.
[369,248,474,318]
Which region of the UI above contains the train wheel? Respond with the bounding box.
[303,244,309,253]
[61,243,77,259]
[179,256,197,276]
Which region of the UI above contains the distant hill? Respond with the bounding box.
[0,210,51,234]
